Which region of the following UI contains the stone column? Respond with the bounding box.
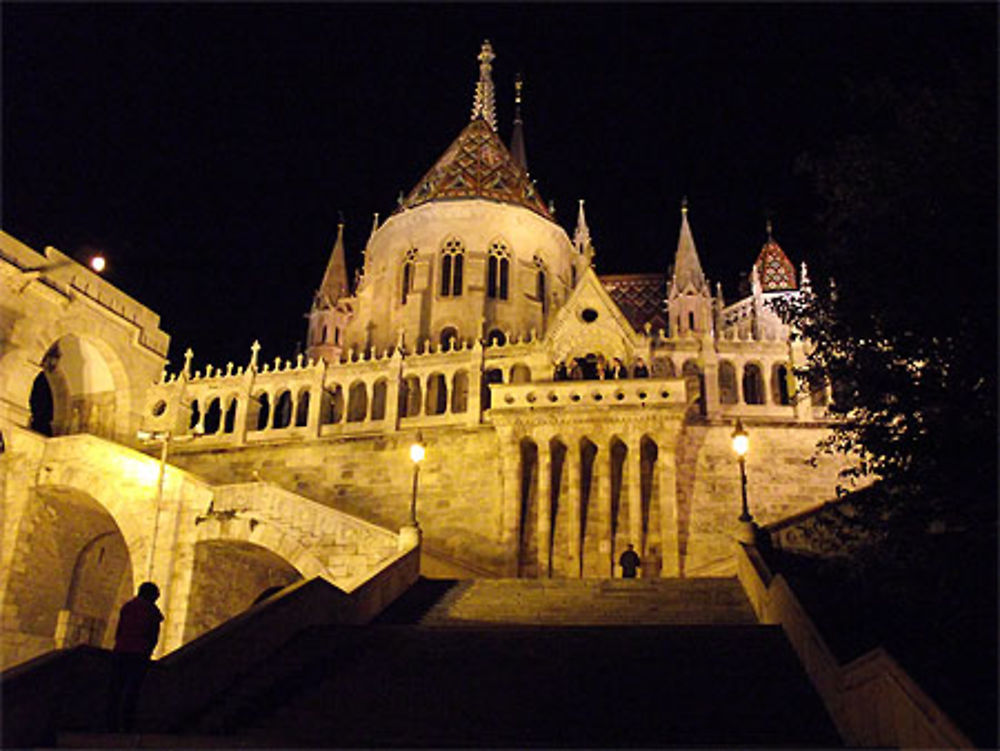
[308,371,324,437]
[627,434,643,554]
[598,440,613,577]
[658,441,680,577]
[497,430,521,576]
[567,437,582,577]
[536,436,552,578]
[789,340,810,421]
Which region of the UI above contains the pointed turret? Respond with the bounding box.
[314,222,349,309]
[671,198,708,294]
[573,199,594,255]
[753,220,797,292]
[470,40,497,131]
[667,198,713,337]
[395,43,551,219]
[509,73,528,173]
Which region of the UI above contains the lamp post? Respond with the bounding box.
[408,434,425,527]
[731,419,755,543]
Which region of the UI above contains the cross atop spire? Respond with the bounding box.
[471,40,497,131]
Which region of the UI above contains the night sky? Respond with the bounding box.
[3,3,993,370]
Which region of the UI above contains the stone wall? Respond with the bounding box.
[169,418,846,578]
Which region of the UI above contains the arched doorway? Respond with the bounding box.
[30,336,119,438]
[182,540,302,642]
[3,487,134,661]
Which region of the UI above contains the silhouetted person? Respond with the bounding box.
[612,357,628,379]
[554,361,567,381]
[568,358,583,380]
[619,544,641,578]
[107,582,163,732]
[633,358,649,378]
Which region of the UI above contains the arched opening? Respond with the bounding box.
[772,363,791,405]
[681,360,705,413]
[425,373,447,415]
[347,381,368,422]
[321,385,344,424]
[203,398,222,434]
[223,397,238,433]
[29,371,55,436]
[251,393,270,431]
[188,400,201,431]
[510,363,531,384]
[182,540,302,643]
[371,380,388,420]
[742,363,765,405]
[439,327,459,351]
[451,370,469,413]
[401,375,422,417]
[28,336,119,438]
[481,368,503,410]
[273,391,293,429]
[718,361,738,405]
[487,329,506,347]
[295,390,310,426]
[651,357,676,379]
[5,487,133,659]
[640,436,660,576]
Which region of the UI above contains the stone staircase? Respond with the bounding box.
[382,576,757,626]
[57,577,842,748]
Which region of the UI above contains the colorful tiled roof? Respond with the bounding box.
[396,118,552,218]
[753,225,797,291]
[601,273,667,332]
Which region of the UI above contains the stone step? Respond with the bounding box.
[235,624,840,748]
[390,577,757,626]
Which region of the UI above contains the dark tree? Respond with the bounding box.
[792,66,996,528]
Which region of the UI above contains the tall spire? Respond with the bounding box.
[509,73,528,173]
[316,222,349,308]
[671,197,708,293]
[470,40,497,131]
[573,199,592,252]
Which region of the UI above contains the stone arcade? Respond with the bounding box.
[0,41,847,669]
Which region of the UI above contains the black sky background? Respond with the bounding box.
[3,3,994,369]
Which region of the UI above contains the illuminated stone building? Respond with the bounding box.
[0,41,845,669]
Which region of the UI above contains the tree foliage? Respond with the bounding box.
[790,66,996,532]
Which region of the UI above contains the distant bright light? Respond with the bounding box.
[410,442,425,464]
[731,420,749,457]
[89,254,107,273]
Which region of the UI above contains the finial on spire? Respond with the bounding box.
[573,199,592,252]
[766,218,774,240]
[510,71,528,173]
[471,40,498,131]
[681,196,689,215]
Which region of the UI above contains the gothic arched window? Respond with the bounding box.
[401,248,418,304]
[743,363,765,405]
[487,241,510,300]
[440,239,464,297]
[533,255,548,315]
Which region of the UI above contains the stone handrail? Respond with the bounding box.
[736,542,973,748]
[0,542,420,744]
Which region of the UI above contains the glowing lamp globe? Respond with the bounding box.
[89,254,107,273]
[731,420,749,457]
[410,442,425,464]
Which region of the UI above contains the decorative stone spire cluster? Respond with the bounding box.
[470,40,497,131]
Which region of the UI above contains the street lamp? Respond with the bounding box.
[408,433,425,527]
[731,419,755,543]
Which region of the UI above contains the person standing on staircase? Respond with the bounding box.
[106,581,163,732]
[619,544,641,578]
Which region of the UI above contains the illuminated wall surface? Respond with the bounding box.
[0,46,851,668]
